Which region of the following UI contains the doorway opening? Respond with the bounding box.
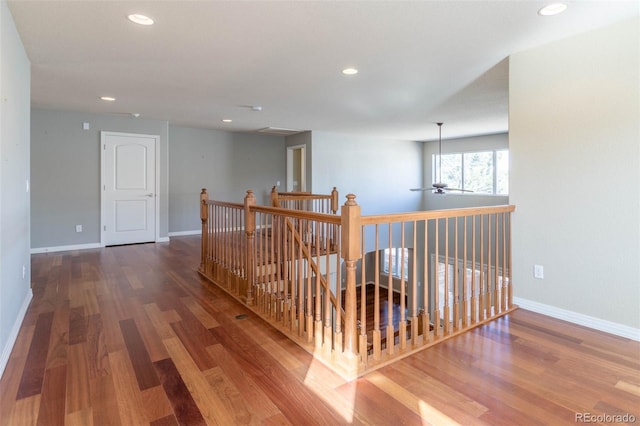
[286,145,306,192]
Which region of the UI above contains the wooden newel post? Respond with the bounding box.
[331,187,339,214]
[200,188,208,272]
[341,194,361,357]
[244,190,256,305]
[270,186,279,207]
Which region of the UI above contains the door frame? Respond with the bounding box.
[286,144,306,192]
[100,131,160,247]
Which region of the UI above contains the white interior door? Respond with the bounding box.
[101,132,158,246]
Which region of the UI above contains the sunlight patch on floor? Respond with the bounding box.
[366,371,461,425]
[303,354,355,423]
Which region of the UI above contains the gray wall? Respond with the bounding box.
[422,133,509,210]
[0,1,31,377]
[510,18,639,330]
[168,126,286,233]
[311,131,423,214]
[31,109,169,249]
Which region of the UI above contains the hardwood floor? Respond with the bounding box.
[1,235,638,425]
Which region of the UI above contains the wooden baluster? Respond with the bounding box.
[255,212,260,307]
[223,206,227,282]
[410,221,418,347]
[486,214,495,318]
[399,222,407,351]
[462,215,468,328]
[235,206,239,290]
[387,226,394,354]
[507,212,513,308]
[359,225,367,362]
[275,215,283,322]
[323,221,331,359]
[373,225,381,360]
[200,189,208,273]
[331,188,339,251]
[207,202,213,275]
[244,190,256,305]
[471,215,477,324]
[493,213,499,316]
[443,218,450,335]
[423,219,430,344]
[341,194,361,359]
[297,219,305,336]
[271,214,276,318]
[501,212,508,312]
[283,219,290,328]
[479,215,485,321]
[453,217,460,330]
[335,219,343,354]
[434,219,440,337]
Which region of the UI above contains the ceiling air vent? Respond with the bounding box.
[256,127,303,136]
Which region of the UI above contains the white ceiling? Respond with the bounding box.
[7,1,639,141]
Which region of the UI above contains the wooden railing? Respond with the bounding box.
[199,188,516,380]
[270,186,339,214]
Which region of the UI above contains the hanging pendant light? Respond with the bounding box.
[410,122,473,194]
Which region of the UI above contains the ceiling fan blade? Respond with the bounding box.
[409,188,431,191]
[445,187,474,193]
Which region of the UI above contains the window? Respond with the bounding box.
[433,149,509,195]
[383,248,409,279]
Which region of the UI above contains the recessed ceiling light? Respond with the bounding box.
[100,96,116,101]
[222,119,232,123]
[127,14,154,25]
[538,3,568,16]
[342,68,358,75]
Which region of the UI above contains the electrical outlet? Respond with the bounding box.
[75,225,83,233]
[534,264,544,279]
[22,264,26,279]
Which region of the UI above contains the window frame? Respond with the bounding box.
[382,247,409,280]
[432,148,509,196]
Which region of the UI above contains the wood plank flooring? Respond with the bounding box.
[1,235,638,425]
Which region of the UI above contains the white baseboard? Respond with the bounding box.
[513,297,640,341]
[31,242,102,254]
[31,235,178,253]
[167,230,200,237]
[0,289,33,380]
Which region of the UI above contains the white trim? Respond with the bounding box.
[31,243,102,254]
[514,297,640,342]
[0,289,33,380]
[156,237,170,243]
[100,131,160,247]
[168,230,200,237]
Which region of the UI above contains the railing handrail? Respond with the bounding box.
[204,199,244,209]
[277,192,332,199]
[271,186,339,213]
[360,204,516,225]
[251,204,342,224]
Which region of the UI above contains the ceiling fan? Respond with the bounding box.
[410,122,473,195]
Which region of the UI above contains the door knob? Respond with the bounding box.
[144,193,154,197]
